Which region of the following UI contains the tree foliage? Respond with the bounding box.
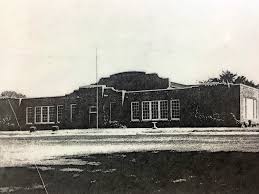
[1,91,26,98]
[202,70,258,88]
[219,70,237,83]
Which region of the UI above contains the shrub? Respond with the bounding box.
[0,115,17,130]
[104,121,127,128]
[193,111,240,127]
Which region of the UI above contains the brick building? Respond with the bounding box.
[0,71,258,130]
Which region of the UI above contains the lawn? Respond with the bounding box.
[1,151,259,194]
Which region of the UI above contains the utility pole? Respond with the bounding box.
[96,48,99,129]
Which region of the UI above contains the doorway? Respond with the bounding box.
[89,106,97,128]
[110,102,117,122]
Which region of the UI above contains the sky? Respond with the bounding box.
[1,0,259,97]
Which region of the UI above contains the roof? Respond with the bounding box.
[79,85,106,89]
[169,81,191,89]
[0,96,21,100]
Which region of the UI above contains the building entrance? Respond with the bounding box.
[89,106,97,128]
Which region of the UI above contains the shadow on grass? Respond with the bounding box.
[1,151,259,194]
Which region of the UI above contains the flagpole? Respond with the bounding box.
[96,48,99,129]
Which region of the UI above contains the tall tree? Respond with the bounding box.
[235,76,256,87]
[203,70,257,88]
[234,75,247,84]
[219,70,237,83]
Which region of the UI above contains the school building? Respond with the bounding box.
[0,71,258,130]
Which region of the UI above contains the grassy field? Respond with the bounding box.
[1,151,259,194]
[1,129,259,193]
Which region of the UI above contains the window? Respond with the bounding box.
[151,101,159,119]
[244,98,257,120]
[171,99,180,120]
[109,103,117,121]
[131,102,139,121]
[142,101,150,120]
[42,107,48,122]
[57,105,63,123]
[35,107,41,123]
[49,106,55,122]
[26,107,33,124]
[160,101,168,119]
[34,106,56,124]
[142,100,169,121]
[70,104,77,122]
[89,106,97,113]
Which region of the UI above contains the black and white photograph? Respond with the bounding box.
[0,0,259,193]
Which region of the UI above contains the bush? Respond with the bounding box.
[0,115,17,130]
[222,112,242,127]
[193,111,241,127]
[104,121,127,128]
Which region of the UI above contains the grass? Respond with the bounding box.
[1,151,259,194]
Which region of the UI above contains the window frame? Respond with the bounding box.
[171,99,180,121]
[57,105,64,123]
[151,101,159,120]
[131,102,140,121]
[26,107,33,124]
[89,106,97,114]
[49,106,55,123]
[42,106,48,123]
[160,100,168,120]
[141,100,169,121]
[142,101,151,121]
[35,106,41,124]
[34,106,56,124]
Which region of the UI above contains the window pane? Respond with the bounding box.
[131,102,139,120]
[171,100,180,119]
[160,101,168,119]
[89,106,97,113]
[42,107,48,122]
[49,106,55,122]
[35,107,41,123]
[142,102,150,120]
[26,107,33,124]
[57,105,63,123]
[151,101,159,119]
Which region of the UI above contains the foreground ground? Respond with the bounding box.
[1,151,259,194]
[0,128,259,193]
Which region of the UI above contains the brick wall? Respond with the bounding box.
[18,86,125,130]
[19,96,66,130]
[122,84,241,128]
[1,83,246,130]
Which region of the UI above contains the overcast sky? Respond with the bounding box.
[1,0,259,97]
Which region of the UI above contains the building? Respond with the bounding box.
[0,71,258,130]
